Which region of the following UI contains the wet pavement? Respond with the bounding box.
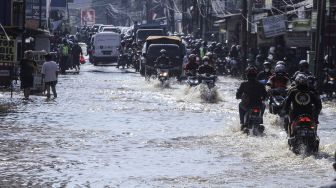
[0,64,335,187]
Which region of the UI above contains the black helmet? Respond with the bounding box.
[189,54,196,61]
[299,60,309,70]
[246,66,258,80]
[121,40,125,45]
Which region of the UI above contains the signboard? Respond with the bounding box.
[81,9,95,26]
[292,19,311,31]
[0,35,17,87]
[262,15,286,38]
[0,35,17,64]
[31,51,46,92]
[286,32,311,47]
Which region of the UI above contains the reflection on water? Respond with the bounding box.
[0,64,334,187]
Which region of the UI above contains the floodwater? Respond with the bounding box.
[0,64,335,188]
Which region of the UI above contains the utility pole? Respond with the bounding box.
[314,0,327,90]
[39,0,42,28]
[182,0,187,34]
[169,0,175,33]
[242,0,248,72]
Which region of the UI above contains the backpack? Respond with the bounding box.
[61,45,69,56]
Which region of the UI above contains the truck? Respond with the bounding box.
[140,36,186,78]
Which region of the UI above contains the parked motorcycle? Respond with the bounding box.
[288,115,319,154]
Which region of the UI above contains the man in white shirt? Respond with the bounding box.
[42,54,59,99]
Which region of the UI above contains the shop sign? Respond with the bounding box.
[311,11,317,29]
[262,15,286,38]
[292,19,311,32]
[0,35,17,64]
[286,32,311,47]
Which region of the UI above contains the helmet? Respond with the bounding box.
[121,40,125,45]
[276,61,286,66]
[246,66,258,79]
[160,49,166,54]
[205,52,212,57]
[299,60,309,70]
[295,74,308,86]
[188,54,196,61]
[216,43,222,48]
[202,56,209,61]
[274,64,286,73]
[263,61,271,66]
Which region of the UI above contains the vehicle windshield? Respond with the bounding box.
[137,30,164,42]
[147,44,180,59]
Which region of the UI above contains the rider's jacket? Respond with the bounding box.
[267,73,290,91]
[257,71,272,81]
[198,65,215,75]
[283,85,322,119]
[185,62,199,75]
[155,55,170,67]
[236,79,268,108]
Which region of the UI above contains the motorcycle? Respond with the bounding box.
[157,68,170,84]
[117,53,128,69]
[288,115,319,154]
[216,57,227,75]
[198,74,217,89]
[323,69,336,98]
[269,88,289,131]
[268,88,287,116]
[243,106,265,136]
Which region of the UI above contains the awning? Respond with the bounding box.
[214,13,241,24]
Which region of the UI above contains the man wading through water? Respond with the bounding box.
[20,50,38,100]
[42,53,58,99]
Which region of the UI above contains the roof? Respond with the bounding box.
[146,36,181,42]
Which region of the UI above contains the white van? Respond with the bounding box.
[91,32,120,65]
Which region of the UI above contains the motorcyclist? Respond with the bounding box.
[266,64,290,93]
[198,56,216,75]
[236,66,268,131]
[117,40,127,68]
[292,60,313,79]
[185,54,199,76]
[155,49,170,68]
[292,60,317,90]
[257,61,273,83]
[283,74,322,135]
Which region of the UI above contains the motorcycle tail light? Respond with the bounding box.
[252,108,260,113]
[299,117,311,123]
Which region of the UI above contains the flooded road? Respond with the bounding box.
[0,64,335,187]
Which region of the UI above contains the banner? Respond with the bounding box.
[81,9,95,26]
[262,15,286,38]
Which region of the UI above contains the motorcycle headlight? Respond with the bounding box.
[163,72,169,77]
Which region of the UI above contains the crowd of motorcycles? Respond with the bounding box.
[52,26,336,157]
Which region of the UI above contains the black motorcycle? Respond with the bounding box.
[117,54,128,69]
[269,88,289,131]
[243,106,265,135]
[198,74,217,89]
[288,115,319,154]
